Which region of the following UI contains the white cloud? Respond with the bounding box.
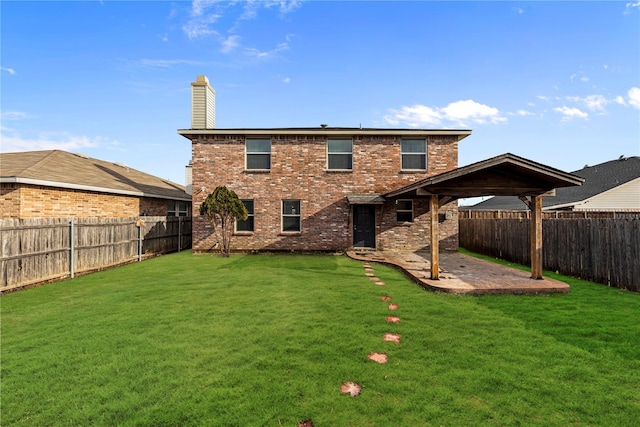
[624,1,640,14]
[1,111,30,121]
[384,104,442,127]
[243,34,292,59]
[567,94,608,112]
[509,109,534,116]
[221,35,241,53]
[283,77,291,83]
[442,100,506,125]
[1,66,16,74]
[0,131,118,153]
[384,100,506,127]
[183,1,299,60]
[628,87,640,109]
[614,96,626,105]
[554,106,588,121]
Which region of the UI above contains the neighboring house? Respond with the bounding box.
[0,150,191,219]
[467,156,640,212]
[179,76,471,252]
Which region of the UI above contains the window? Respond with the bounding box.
[236,199,254,232]
[246,138,271,170]
[401,139,426,170]
[282,200,301,232]
[396,199,413,222]
[327,138,353,170]
[167,200,188,216]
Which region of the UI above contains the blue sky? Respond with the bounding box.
[2,1,639,201]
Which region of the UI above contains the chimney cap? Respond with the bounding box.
[320,124,328,128]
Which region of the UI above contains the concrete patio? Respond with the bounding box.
[346,250,570,295]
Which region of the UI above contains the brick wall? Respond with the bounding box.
[0,184,183,219]
[191,134,459,252]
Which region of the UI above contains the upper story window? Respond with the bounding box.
[327,138,353,170]
[167,200,188,216]
[401,138,427,171]
[246,138,271,170]
[396,199,414,222]
[282,200,301,232]
[236,199,254,232]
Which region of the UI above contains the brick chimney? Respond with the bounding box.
[191,75,215,129]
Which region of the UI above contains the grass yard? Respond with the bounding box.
[2,250,639,426]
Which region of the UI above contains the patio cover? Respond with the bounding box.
[347,194,386,205]
[385,153,584,280]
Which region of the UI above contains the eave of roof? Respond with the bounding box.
[178,127,472,140]
[0,177,192,202]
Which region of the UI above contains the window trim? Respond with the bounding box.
[401,138,427,171]
[235,199,255,233]
[326,138,353,171]
[245,137,272,171]
[281,199,301,233]
[396,199,414,223]
[167,200,188,217]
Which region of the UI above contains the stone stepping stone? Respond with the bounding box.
[340,382,362,397]
[367,352,388,364]
[365,272,375,277]
[383,333,401,345]
[375,281,386,286]
[386,316,401,324]
[369,276,381,282]
[380,295,392,301]
[388,303,398,310]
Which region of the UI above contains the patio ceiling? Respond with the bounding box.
[383,153,584,282]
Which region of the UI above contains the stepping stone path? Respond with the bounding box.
[340,261,403,399]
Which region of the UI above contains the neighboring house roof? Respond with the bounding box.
[0,150,191,201]
[467,156,640,210]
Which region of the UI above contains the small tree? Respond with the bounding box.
[199,186,248,256]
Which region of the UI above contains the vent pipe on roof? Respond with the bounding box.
[191,75,215,129]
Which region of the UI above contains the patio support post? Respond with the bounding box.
[429,195,439,280]
[530,195,543,279]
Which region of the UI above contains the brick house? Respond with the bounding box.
[179,76,471,252]
[0,150,191,219]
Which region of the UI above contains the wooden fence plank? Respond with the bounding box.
[1,216,192,291]
[459,217,639,292]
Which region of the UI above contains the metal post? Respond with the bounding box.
[69,219,75,278]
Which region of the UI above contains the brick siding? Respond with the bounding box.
[0,184,181,219]
[192,134,459,252]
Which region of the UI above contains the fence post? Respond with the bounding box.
[69,219,75,278]
[136,218,144,262]
[178,217,182,252]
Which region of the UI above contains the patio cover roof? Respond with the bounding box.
[347,194,386,205]
[383,153,584,282]
[385,153,584,200]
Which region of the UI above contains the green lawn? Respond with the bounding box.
[2,251,639,426]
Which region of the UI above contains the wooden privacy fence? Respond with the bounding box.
[1,216,192,292]
[459,218,640,292]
